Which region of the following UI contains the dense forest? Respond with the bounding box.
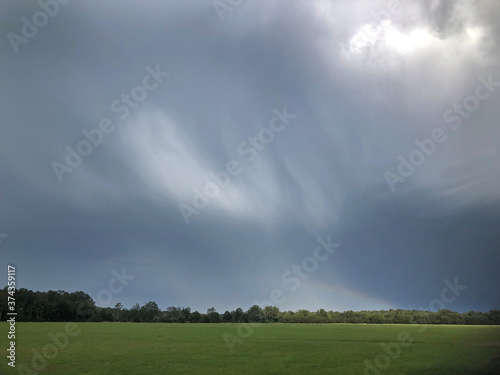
[2,287,499,325]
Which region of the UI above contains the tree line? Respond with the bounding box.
[1,287,499,325]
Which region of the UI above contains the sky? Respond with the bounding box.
[0,0,499,314]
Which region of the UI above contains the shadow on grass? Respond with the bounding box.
[476,356,500,375]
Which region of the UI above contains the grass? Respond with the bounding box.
[1,323,499,374]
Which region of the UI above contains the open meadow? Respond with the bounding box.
[2,323,499,374]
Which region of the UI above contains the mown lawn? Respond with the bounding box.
[1,323,499,374]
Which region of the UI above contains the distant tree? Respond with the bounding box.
[56,299,73,321]
[141,301,160,322]
[488,310,500,325]
[222,311,233,322]
[247,305,264,323]
[437,309,458,324]
[342,310,354,323]
[394,309,412,324]
[114,303,123,321]
[16,288,35,321]
[413,311,430,325]
[263,306,280,322]
[328,311,341,323]
[73,291,96,322]
[369,312,385,324]
[181,307,191,323]
[317,308,328,318]
[233,308,244,323]
[130,303,141,322]
[207,307,220,323]
[165,306,181,322]
[96,307,114,322]
[190,311,202,323]
[0,287,8,320]
[2,286,497,325]
[279,310,294,323]
[448,311,463,325]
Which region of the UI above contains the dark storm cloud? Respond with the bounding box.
[421,0,464,36]
[0,0,499,312]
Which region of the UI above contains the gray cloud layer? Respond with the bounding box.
[0,0,499,312]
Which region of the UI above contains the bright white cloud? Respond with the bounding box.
[121,110,285,222]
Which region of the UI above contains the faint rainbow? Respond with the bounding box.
[303,279,396,310]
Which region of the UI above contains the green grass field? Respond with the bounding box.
[1,323,499,374]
